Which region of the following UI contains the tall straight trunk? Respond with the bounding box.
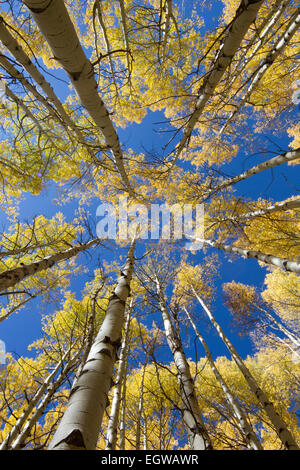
[208,149,300,195]
[118,354,128,450]
[193,290,299,450]
[220,9,300,134]
[136,353,148,450]
[23,0,135,197]
[0,347,76,450]
[161,0,173,64]
[173,0,263,162]
[48,241,135,450]
[156,277,212,450]
[183,307,262,450]
[0,238,101,292]
[105,299,133,450]
[72,293,100,388]
[190,237,300,275]
[10,353,79,450]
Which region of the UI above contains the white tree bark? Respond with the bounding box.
[228,197,300,221]
[118,354,128,450]
[23,0,135,197]
[105,299,133,450]
[48,241,135,450]
[208,149,300,195]
[0,238,101,292]
[156,277,212,450]
[220,9,300,134]
[136,353,148,450]
[193,290,300,450]
[183,306,262,450]
[10,353,79,450]
[0,347,77,450]
[174,0,263,161]
[189,237,300,275]
[0,16,82,138]
[161,0,173,64]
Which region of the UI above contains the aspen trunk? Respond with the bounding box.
[48,241,135,450]
[193,290,300,450]
[23,0,135,197]
[156,278,212,450]
[0,16,81,137]
[105,299,133,450]
[174,0,263,161]
[0,238,101,292]
[136,354,148,450]
[183,306,262,450]
[161,0,173,64]
[235,197,300,220]
[10,353,79,450]
[119,355,128,450]
[209,149,300,195]
[190,237,300,275]
[220,10,300,134]
[0,348,75,450]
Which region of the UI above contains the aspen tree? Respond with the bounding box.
[23,0,135,197]
[0,238,101,292]
[193,289,299,450]
[105,298,133,450]
[48,241,135,450]
[155,275,212,450]
[183,306,263,450]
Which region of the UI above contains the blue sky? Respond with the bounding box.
[0,0,299,368]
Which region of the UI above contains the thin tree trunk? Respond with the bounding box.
[156,277,212,450]
[189,237,300,275]
[136,353,148,450]
[234,197,300,220]
[118,354,128,450]
[183,306,262,450]
[23,0,135,197]
[193,290,299,450]
[0,238,101,292]
[118,0,132,81]
[10,353,79,450]
[220,9,300,134]
[173,0,263,162]
[48,241,135,450]
[105,299,133,450]
[0,347,76,450]
[161,0,172,64]
[208,149,300,195]
[0,16,83,138]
